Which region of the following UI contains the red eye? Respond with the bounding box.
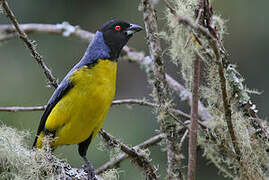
[115,25,121,31]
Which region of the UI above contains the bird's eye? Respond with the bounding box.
[115,25,121,31]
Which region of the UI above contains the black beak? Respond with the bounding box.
[126,24,143,36]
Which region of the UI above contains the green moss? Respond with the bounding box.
[100,169,120,180]
[212,15,227,41]
[0,124,61,179]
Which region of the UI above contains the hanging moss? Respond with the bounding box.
[0,124,59,179]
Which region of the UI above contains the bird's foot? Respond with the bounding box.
[82,156,97,180]
[82,164,97,180]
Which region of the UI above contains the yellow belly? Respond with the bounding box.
[41,59,117,147]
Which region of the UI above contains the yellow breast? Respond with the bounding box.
[44,59,117,146]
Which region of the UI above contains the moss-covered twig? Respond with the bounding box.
[96,133,165,174]
[99,129,158,180]
[141,0,170,105]
[202,0,243,167]
[0,0,58,88]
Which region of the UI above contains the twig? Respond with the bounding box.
[0,98,190,120]
[0,105,46,112]
[187,1,204,178]
[0,0,58,88]
[184,3,204,49]
[187,56,200,180]
[113,98,191,120]
[0,23,213,123]
[99,129,158,180]
[167,111,189,130]
[0,23,94,42]
[96,133,165,174]
[141,0,170,104]
[202,0,243,165]
[217,59,242,159]
[178,129,189,151]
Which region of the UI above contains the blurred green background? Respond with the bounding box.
[0,0,268,179]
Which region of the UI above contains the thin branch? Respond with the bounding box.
[99,129,158,180]
[187,1,204,178]
[167,111,189,130]
[0,23,94,43]
[112,99,191,120]
[0,98,190,120]
[0,23,213,123]
[96,133,165,174]
[187,56,200,180]
[184,4,204,49]
[202,0,243,165]
[1,0,58,88]
[0,105,46,112]
[178,129,189,151]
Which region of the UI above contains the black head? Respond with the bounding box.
[99,20,143,60]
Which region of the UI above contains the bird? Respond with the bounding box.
[33,19,142,178]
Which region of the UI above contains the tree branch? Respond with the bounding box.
[0,105,46,112]
[187,56,200,180]
[141,0,170,105]
[99,129,158,180]
[202,0,243,166]
[0,98,190,120]
[96,133,165,175]
[0,0,58,88]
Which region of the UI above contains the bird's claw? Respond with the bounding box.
[82,165,97,180]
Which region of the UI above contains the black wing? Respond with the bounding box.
[33,80,73,147]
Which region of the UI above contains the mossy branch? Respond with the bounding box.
[141,0,170,105]
[96,133,165,174]
[202,0,244,170]
[99,129,159,180]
